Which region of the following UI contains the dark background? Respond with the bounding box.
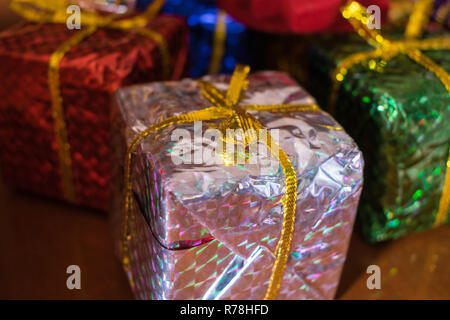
[0,1,449,299]
[1,177,449,299]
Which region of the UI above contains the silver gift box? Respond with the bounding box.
[111,71,364,300]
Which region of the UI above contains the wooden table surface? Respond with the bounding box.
[1,178,449,300]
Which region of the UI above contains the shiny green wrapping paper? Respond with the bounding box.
[308,33,450,243]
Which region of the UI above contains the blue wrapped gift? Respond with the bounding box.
[136,0,251,78]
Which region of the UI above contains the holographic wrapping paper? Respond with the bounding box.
[136,0,250,78]
[0,17,188,211]
[111,71,363,299]
[308,33,450,243]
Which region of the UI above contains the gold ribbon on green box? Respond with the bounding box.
[330,0,450,227]
[9,0,171,203]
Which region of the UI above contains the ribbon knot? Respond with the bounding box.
[198,66,258,152]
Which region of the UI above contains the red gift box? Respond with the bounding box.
[0,14,188,211]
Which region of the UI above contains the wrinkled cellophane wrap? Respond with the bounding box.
[111,71,363,300]
[308,33,450,243]
[0,16,187,211]
[136,0,250,78]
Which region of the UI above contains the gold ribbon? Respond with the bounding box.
[208,9,227,75]
[122,65,338,299]
[405,0,433,39]
[331,1,450,226]
[10,0,170,202]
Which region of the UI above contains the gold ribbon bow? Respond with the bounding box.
[122,65,338,300]
[10,0,170,203]
[331,0,450,226]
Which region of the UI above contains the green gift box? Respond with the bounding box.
[307,1,450,242]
